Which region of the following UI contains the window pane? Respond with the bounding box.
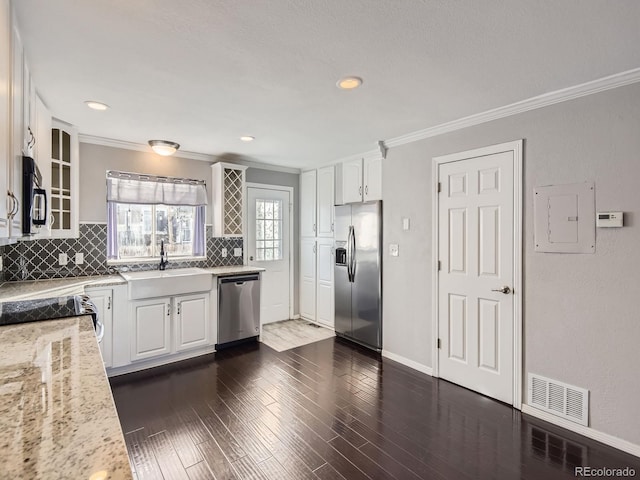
[265,240,273,249]
[256,200,264,219]
[273,221,280,240]
[116,204,153,258]
[265,201,273,219]
[274,201,281,219]
[265,220,273,239]
[155,205,195,257]
[256,220,264,240]
[265,249,273,261]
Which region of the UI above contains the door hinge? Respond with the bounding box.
[437,260,441,271]
[437,338,441,349]
[437,182,441,193]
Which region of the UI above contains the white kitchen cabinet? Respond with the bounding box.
[315,238,334,328]
[49,119,79,238]
[86,287,114,368]
[0,0,10,240]
[316,165,335,237]
[8,21,23,237]
[335,157,383,204]
[300,238,317,321]
[300,169,317,237]
[174,292,210,352]
[130,297,172,361]
[363,156,383,201]
[212,162,247,237]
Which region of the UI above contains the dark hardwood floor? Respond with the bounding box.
[110,338,640,479]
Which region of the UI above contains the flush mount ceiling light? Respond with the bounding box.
[85,100,110,111]
[240,136,255,142]
[148,140,180,156]
[337,76,363,90]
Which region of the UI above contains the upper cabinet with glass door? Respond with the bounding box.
[49,119,79,238]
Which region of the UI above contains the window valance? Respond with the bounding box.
[106,170,208,206]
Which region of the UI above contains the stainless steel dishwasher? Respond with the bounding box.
[217,273,261,346]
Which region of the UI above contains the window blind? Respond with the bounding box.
[106,171,208,206]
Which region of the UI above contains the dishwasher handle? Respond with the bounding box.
[219,274,260,285]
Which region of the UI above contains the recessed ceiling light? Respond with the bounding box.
[148,140,180,156]
[240,136,255,142]
[337,76,363,90]
[85,100,110,111]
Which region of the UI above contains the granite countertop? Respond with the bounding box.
[0,275,126,302]
[0,316,132,479]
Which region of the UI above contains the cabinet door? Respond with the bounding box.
[131,298,171,361]
[341,158,363,204]
[300,170,317,237]
[9,24,23,236]
[0,0,9,237]
[50,120,79,238]
[174,293,210,352]
[300,238,316,320]
[316,165,335,237]
[363,157,383,201]
[86,288,113,368]
[316,238,334,328]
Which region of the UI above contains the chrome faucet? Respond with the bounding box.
[159,240,168,270]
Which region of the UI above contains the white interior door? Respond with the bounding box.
[248,187,291,324]
[438,150,515,404]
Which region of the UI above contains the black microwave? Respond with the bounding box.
[22,156,48,235]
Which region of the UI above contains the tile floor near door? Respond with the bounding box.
[260,319,335,352]
[110,338,640,480]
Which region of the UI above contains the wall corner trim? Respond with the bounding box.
[382,350,433,376]
[521,404,640,458]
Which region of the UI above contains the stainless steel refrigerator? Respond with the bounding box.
[334,200,382,351]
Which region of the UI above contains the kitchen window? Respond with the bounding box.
[106,171,207,262]
[255,199,283,261]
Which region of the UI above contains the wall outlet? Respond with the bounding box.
[75,252,84,265]
[389,244,399,257]
[233,247,242,257]
[402,217,410,231]
[221,248,228,258]
[58,253,68,266]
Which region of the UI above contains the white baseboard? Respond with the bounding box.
[291,314,301,320]
[382,350,433,376]
[521,404,640,458]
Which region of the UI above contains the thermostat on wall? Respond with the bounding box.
[596,212,623,228]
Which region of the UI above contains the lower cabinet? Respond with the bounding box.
[300,237,335,328]
[85,286,114,368]
[174,293,210,352]
[131,292,210,362]
[131,297,172,361]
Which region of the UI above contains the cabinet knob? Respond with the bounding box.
[359,186,362,196]
[365,185,368,196]
[167,304,171,316]
[107,297,111,310]
[177,303,181,315]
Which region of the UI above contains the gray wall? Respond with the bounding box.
[383,82,640,445]
[79,143,300,315]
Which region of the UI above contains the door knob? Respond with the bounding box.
[249,256,254,261]
[491,286,512,294]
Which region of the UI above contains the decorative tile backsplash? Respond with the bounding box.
[2,224,243,282]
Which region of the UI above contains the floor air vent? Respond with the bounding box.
[528,374,589,426]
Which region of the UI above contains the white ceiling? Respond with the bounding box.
[14,1,640,169]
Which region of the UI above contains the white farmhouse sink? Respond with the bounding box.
[120,267,212,299]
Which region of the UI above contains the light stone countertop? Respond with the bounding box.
[0,275,126,302]
[0,267,264,303]
[0,316,132,479]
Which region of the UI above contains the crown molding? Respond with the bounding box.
[78,134,301,174]
[320,67,640,165]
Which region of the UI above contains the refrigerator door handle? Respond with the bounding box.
[351,225,357,280]
[347,225,354,282]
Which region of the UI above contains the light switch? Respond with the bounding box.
[221,248,228,258]
[233,248,243,257]
[402,217,410,231]
[58,253,68,266]
[389,244,399,257]
[75,252,84,265]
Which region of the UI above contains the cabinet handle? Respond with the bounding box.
[331,222,334,232]
[13,194,19,217]
[359,186,362,196]
[313,243,316,254]
[167,304,171,316]
[177,303,181,315]
[107,296,111,310]
[313,223,316,233]
[365,185,368,196]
